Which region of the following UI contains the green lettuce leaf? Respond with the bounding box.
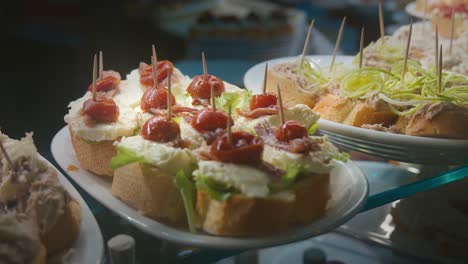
[215,90,251,112]
[173,170,198,233]
[308,123,318,135]
[109,147,147,170]
[195,174,236,201]
[332,152,350,162]
[270,162,309,193]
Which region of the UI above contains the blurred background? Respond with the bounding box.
[0,0,414,153]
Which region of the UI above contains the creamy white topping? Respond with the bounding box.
[194,160,270,198]
[64,93,138,142]
[234,104,319,132]
[179,118,204,149]
[115,135,197,175]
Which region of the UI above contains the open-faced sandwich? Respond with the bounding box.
[65,54,139,176]
[0,131,81,262]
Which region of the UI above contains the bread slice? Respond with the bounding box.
[343,102,396,127]
[111,163,186,225]
[197,173,331,236]
[312,94,355,123]
[68,127,117,177]
[197,190,294,236]
[290,174,330,224]
[42,200,82,255]
[405,103,468,139]
[267,69,319,108]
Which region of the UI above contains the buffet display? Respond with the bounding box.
[2,0,467,261]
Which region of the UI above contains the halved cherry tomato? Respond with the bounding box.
[141,87,176,111]
[139,60,174,87]
[210,131,263,165]
[191,109,232,132]
[82,97,119,123]
[275,121,308,142]
[249,93,278,110]
[141,116,180,143]
[186,74,224,100]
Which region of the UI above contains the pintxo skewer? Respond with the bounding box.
[330,17,346,73]
[300,19,315,66]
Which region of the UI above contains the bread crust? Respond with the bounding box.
[197,174,331,236]
[267,69,319,108]
[290,174,330,224]
[343,102,396,127]
[69,127,117,177]
[312,94,355,123]
[406,104,468,139]
[42,200,81,255]
[111,163,186,225]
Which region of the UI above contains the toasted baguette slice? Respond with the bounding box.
[69,127,117,177]
[267,69,319,108]
[197,190,294,236]
[290,174,330,224]
[112,163,186,225]
[405,103,468,139]
[312,94,355,123]
[197,174,330,236]
[42,200,81,255]
[343,102,396,128]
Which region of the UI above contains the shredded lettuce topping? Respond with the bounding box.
[340,59,468,115]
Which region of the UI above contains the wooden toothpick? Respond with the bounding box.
[202,52,208,81]
[262,63,268,94]
[438,45,443,94]
[92,54,97,101]
[378,0,385,43]
[423,0,428,33]
[152,45,158,89]
[359,27,365,69]
[210,83,216,112]
[300,19,315,66]
[435,24,439,75]
[449,9,455,55]
[167,71,172,120]
[402,21,413,83]
[0,141,14,169]
[227,105,232,145]
[99,51,104,80]
[330,17,346,73]
[277,84,285,125]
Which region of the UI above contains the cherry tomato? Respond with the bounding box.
[140,60,174,87]
[191,109,232,132]
[249,93,277,110]
[275,121,308,142]
[210,131,263,165]
[141,116,180,143]
[82,97,119,123]
[141,87,176,111]
[186,74,224,100]
[87,76,120,92]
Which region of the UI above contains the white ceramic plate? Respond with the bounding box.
[405,2,426,19]
[41,157,104,264]
[51,126,368,250]
[243,55,468,165]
